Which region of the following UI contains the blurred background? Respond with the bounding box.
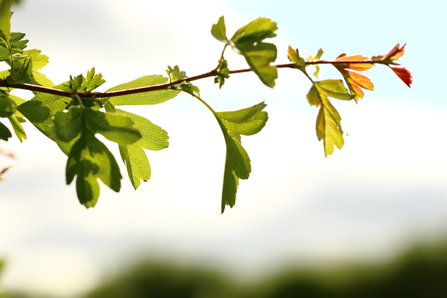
[1,0,447,297]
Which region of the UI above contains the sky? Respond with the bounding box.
[1,0,447,296]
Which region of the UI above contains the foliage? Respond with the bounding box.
[0,2,411,212]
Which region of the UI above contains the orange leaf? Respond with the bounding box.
[336,54,374,71]
[390,66,412,88]
[346,71,374,90]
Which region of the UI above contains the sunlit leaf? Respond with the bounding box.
[7,114,26,141]
[231,17,277,44]
[115,109,168,150]
[66,132,121,207]
[335,54,374,71]
[213,102,268,213]
[0,0,12,40]
[216,102,268,135]
[390,66,412,88]
[108,75,180,106]
[214,58,230,89]
[333,55,375,101]
[316,99,344,157]
[53,107,83,142]
[211,16,228,43]
[0,91,14,117]
[84,109,141,145]
[0,32,28,61]
[287,46,306,72]
[119,143,151,189]
[315,80,352,101]
[67,68,105,93]
[230,18,278,87]
[373,43,406,63]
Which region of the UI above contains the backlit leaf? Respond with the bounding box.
[390,66,412,88]
[334,55,375,102]
[216,102,268,135]
[315,80,352,101]
[316,99,344,156]
[235,42,277,87]
[119,144,151,189]
[66,132,121,207]
[7,114,26,141]
[287,46,306,72]
[0,0,12,40]
[84,109,141,145]
[335,54,374,71]
[53,107,83,142]
[213,102,268,213]
[110,108,167,188]
[0,32,28,61]
[230,18,278,87]
[211,16,228,43]
[231,17,277,44]
[17,83,71,151]
[115,109,168,150]
[0,91,14,117]
[108,75,180,106]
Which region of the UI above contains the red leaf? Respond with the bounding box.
[390,66,412,88]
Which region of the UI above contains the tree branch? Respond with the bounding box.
[0,59,392,100]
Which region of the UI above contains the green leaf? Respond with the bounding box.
[23,49,48,70]
[211,16,228,43]
[0,121,11,140]
[119,144,151,189]
[218,128,251,213]
[180,83,200,97]
[7,55,33,84]
[66,132,121,207]
[110,108,167,189]
[306,84,322,107]
[107,75,180,106]
[307,48,324,78]
[229,18,278,88]
[305,80,348,156]
[216,102,268,135]
[166,65,187,82]
[114,109,168,150]
[0,0,12,41]
[287,46,306,72]
[236,42,277,87]
[53,107,84,142]
[316,100,344,156]
[213,102,268,213]
[7,115,26,141]
[0,91,14,117]
[20,49,53,87]
[231,17,277,44]
[0,32,28,61]
[315,80,352,101]
[214,58,230,89]
[84,109,141,145]
[67,68,105,93]
[17,83,73,153]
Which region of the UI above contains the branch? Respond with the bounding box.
[0,59,393,100]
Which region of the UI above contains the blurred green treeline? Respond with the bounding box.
[4,239,447,298]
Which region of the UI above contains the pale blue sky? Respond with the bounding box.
[1,0,447,296]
